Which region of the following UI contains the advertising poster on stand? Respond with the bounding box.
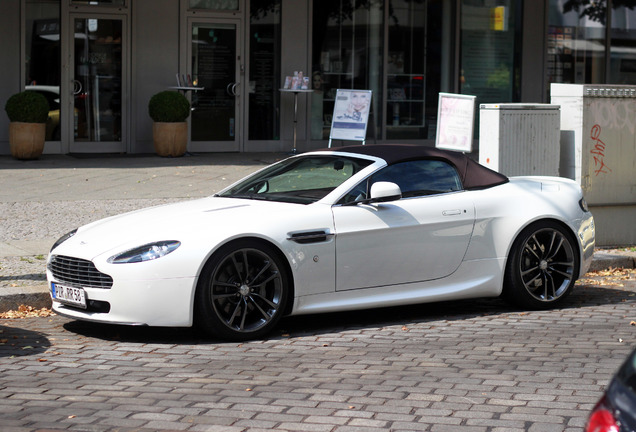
[329,89,372,142]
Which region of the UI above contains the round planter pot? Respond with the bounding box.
[153,122,188,157]
[9,122,46,160]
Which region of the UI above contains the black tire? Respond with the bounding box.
[503,221,579,309]
[194,240,290,341]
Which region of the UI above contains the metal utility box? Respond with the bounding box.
[551,83,636,247]
[479,104,561,177]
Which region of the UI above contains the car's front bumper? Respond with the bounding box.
[49,276,197,327]
[578,214,596,275]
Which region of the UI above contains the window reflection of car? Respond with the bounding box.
[25,85,60,140]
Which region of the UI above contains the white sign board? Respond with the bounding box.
[329,89,372,142]
[435,92,476,152]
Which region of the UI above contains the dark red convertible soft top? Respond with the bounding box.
[329,144,509,190]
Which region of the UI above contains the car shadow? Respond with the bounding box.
[0,323,51,358]
[61,282,634,344]
[278,282,635,338]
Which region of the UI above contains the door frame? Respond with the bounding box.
[185,16,243,153]
[63,11,129,153]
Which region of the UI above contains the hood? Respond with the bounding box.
[52,197,301,259]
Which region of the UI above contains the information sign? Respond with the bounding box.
[435,92,476,152]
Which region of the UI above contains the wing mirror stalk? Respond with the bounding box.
[341,181,402,206]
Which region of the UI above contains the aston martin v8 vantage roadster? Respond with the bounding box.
[47,145,595,340]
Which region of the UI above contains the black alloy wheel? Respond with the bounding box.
[195,240,289,341]
[504,221,579,309]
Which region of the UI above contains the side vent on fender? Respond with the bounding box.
[288,230,334,244]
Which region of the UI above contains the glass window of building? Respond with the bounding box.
[387,0,445,140]
[312,0,384,141]
[189,0,239,10]
[72,17,123,143]
[190,23,238,142]
[460,0,519,104]
[25,0,61,141]
[610,4,636,84]
[249,0,281,140]
[547,0,607,85]
[71,0,125,5]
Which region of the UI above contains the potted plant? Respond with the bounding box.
[4,90,50,160]
[148,90,191,157]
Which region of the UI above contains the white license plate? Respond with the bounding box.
[51,282,87,309]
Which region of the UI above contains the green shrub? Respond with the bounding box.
[4,91,50,123]
[148,91,191,122]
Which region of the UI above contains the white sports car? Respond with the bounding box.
[47,145,596,340]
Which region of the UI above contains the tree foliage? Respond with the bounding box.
[563,0,636,25]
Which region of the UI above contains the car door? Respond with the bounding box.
[332,159,475,291]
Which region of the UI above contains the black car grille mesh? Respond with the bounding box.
[49,255,113,289]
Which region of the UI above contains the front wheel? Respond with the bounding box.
[195,240,290,341]
[503,221,579,309]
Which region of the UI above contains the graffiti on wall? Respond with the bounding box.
[588,99,636,136]
[589,124,612,176]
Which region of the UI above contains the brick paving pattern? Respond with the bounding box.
[1,153,635,431]
[1,276,635,432]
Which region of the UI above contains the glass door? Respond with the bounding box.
[188,19,242,152]
[69,14,127,153]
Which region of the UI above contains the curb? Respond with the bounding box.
[588,252,636,272]
[2,252,634,314]
[1,286,52,313]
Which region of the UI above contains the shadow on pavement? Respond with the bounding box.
[62,320,208,345]
[59,283,634,345]
[0,324,51,358]
[281,283,635,337]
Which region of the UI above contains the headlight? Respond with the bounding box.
[108,241,181,264]
[50,229,78,252]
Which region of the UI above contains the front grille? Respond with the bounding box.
[49,255,113,289]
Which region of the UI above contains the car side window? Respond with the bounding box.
[339,159,462,204]
[371,160,462,198]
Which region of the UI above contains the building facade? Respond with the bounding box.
[1,0,634,155]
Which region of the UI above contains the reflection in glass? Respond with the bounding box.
[547,0,607,86]
[610,5,636,84]
[386,0,443,140]
[189,0,238,10]
[72,0,125,5]
[460,0,518,104]
[25,1,61,141]
[249,0,281,140]
[312,0,384,141]
[73,18,122,142]
[191,24,237,141]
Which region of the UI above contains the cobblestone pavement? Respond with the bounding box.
[1,272,636,432]
[2,153,636,431]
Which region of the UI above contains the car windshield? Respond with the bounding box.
[218,155,373,204]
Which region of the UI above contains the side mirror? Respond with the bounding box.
[370,181,402,203]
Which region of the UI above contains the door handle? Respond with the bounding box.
[72,80,83,95]
[442,209,462,216]
[226,82,239,96]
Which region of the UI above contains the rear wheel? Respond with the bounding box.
[195,240,289,341]
[504,221,579,309]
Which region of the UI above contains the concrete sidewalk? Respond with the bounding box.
[0,152,285,311]
[1,152,634,312]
